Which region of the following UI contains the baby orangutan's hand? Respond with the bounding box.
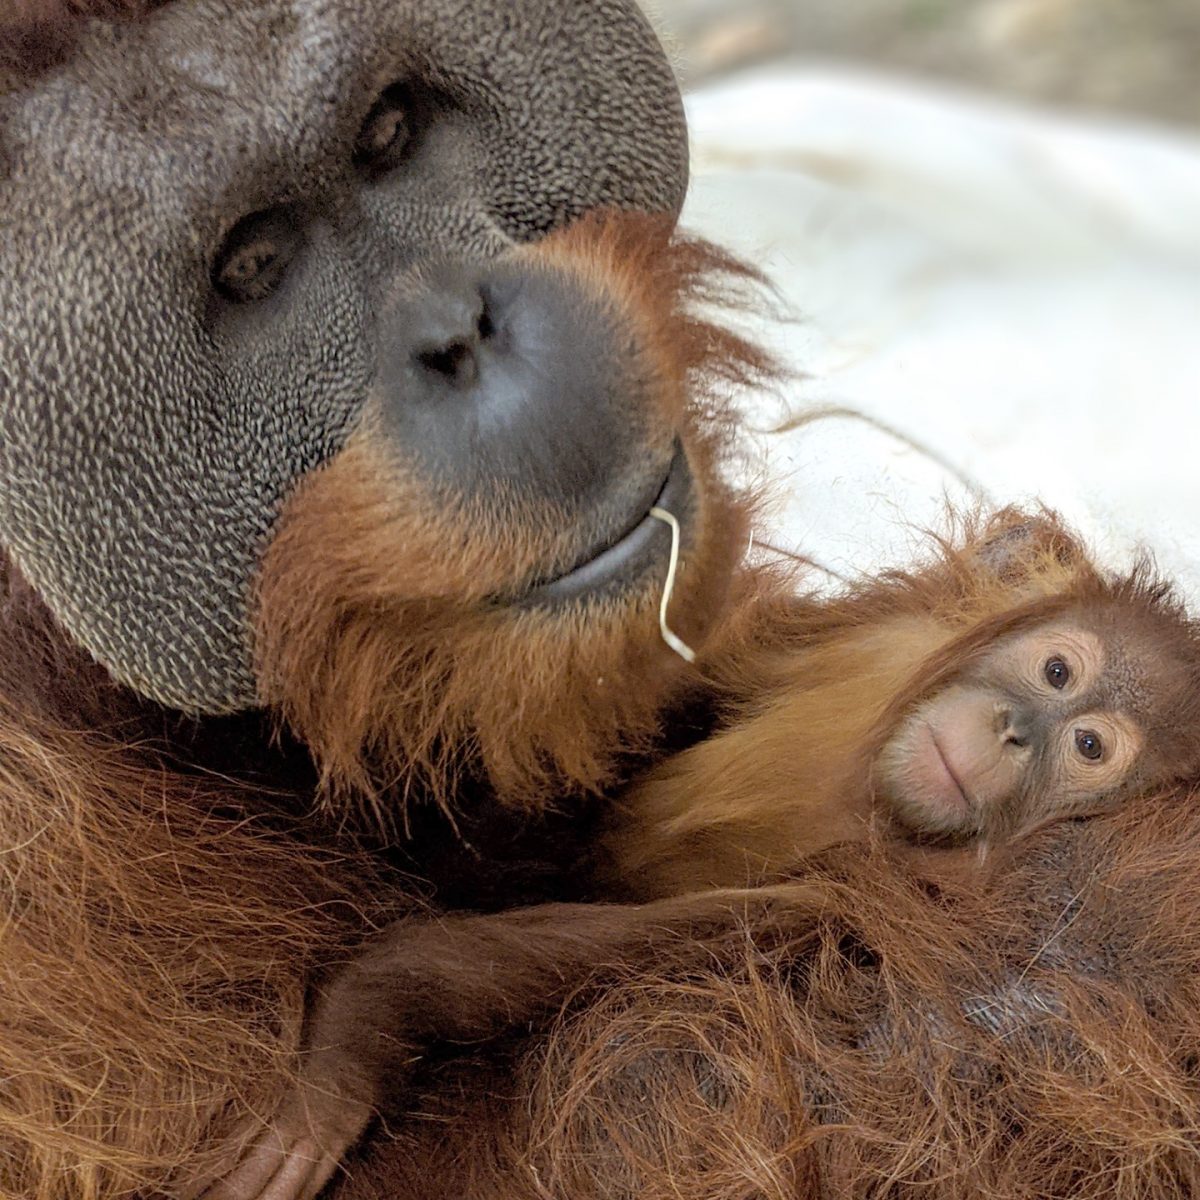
[173,894,812,1200]
[192,1069,373,1200]
[175,971,381,1200]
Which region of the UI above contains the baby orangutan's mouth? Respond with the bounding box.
[525,445,692,604]
[928,727,974,817]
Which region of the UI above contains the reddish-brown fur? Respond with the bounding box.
[333,796,1200,1200]
[0,213,783,1200]
[0,558,382,1200]
[598,513,1200,898]
[256,215,776,821]
[218,513,1200,1200]
[6,23,1199,1186]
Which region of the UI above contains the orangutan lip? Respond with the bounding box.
[525,446,691,604]
[929,728,973,813]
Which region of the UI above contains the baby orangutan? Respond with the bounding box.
[877,614,1148,840]
[597,511,1200,898]
[191,513,1200,1200]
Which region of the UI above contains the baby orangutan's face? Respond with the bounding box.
[876,620,1148,840]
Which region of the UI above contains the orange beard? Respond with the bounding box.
[254,212,779,822]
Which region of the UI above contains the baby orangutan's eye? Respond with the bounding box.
[1044,657,1070,689]
[1075,728,1104,761]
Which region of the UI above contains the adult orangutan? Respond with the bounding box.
[10,5,1200,1200]
[0,3,782,1196]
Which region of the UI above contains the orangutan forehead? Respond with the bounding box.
[979,609,1193,722]
[1055,600,1200,723]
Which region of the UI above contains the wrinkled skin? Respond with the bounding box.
[879,614,1170,840]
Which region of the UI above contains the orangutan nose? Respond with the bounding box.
[996,704,1031,749]
[378,258,657,524]
[405,271,490,391]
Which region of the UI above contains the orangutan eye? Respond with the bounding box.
[212,207,302,303]
[1075,729,1104,761]
[355,84,415,172]
[1044,658,1070,689]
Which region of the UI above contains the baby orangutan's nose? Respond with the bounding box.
[995,703,1031,749]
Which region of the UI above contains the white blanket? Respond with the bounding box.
[682,67,1200,597]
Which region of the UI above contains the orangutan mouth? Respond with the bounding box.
[528,445,692,604]
[929,728,973,816]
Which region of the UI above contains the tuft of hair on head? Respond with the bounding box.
[0,0,161,76]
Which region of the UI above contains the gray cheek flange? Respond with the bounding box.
[0,0,688,714]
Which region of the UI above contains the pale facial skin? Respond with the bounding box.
[876,622,1145,840]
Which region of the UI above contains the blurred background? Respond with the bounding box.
[636,0,1200,595]
[649,0,1199,125]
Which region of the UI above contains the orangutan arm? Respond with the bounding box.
[189,889,795,1200]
